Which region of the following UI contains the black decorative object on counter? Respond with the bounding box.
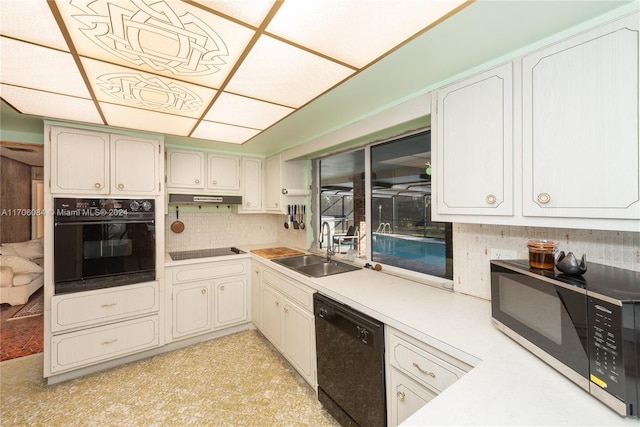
[556,251,588,275]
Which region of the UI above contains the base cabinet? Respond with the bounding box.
[385,326,471,426]
[257,265,316,387]
[167,259,249,342]
[46,281,161,377]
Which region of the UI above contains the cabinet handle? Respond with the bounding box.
[101,338,118,345]
[537,193,551,204]
[94,183,102,189]
[284,307,289,314]
[117,183,124,189]
[397,391,405,402]
[413,362,436,378]
[486,194,496,205]
[246,202,251,207]
[275,301,280,307]
[195,179,200,184]
[220,285,225,291]
[201,288,207,294]
[101,302,118,308]
[211,180,217,185]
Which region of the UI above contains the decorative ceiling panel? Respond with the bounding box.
[81,57,217,119]
[0,0,470,145]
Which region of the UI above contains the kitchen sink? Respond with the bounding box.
[271,254,361,277]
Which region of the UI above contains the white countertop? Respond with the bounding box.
[168,244,639,426]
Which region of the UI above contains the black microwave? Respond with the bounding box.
[491,260,640,417]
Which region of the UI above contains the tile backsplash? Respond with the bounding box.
[453,223,640,300]
[165,211,307,253]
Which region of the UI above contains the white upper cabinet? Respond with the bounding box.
[265,155,282,212]
[50,127,110,194]
[49,125,161,195]
[522,13,639,220]
[111,134,161,195]
[239,157,263,213]
[434,62,513,216]
[207,153,240,192]
[166,149,205,189]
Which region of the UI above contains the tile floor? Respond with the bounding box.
[0,288,44,361]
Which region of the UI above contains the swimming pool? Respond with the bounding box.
[372,233,447,276]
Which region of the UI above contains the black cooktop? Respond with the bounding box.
[169,247,245,261]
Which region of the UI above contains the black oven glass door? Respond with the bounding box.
[491,264,589,379]
[54,219,155,294]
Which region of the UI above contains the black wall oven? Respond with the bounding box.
[491,260,640,417]
[54,198,156,294]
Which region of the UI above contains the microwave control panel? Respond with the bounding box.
[588,297,624,400]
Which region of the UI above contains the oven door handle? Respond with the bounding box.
[54,220,155,226]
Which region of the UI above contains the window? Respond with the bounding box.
[316,130,453,280]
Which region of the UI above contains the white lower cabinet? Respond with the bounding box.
[167,259,249,342]
[257,266,316,387]
[47,281,161,376]
[386,326,472,426]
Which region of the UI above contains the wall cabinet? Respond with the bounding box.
[166,149,240,194]
[434,62,513,216]
[522,13,639,220]
[257,265,316,387]
[385,326,471,426]
[46,281,161,376]
[239,158,263,213]
[49,126,161,195]
[264,155,282,212]
[167,259,249,342]
[265,154,309,214]
[432,13,639,231]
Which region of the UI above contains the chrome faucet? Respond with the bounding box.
[320,221,334,262]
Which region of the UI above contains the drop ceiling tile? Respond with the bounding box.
[0,37,91,98]
[225,35,354,108]
[191,120,261,144]
[267,0,468,68]
[190,0,277,27]
[55,0,256,88]
[0,1,69,51]
[0,84,103,125]
[204,92,293,129]
[81,58,217,119]
[99,103,197,136]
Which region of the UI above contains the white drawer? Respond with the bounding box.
[390,368,437,426]
[262,268,313,312]
[171,260,247,283]
[50,315,159,374]
[388,332,468,394]
[51,282,159,333]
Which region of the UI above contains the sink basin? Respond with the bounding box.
[272,254,325,268]
[271,254,360,277]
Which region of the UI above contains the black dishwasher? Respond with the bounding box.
[314,293,386,427]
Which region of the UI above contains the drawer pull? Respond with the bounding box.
[220,285,225,291]
[537,193,551,204]
[94,183,102,189]
[413,362,436,378]
[117,183,124,189]
[195,179,200,184]
[101,302,118,308]
[101,338,118,345]
[486,194,496,204]
[201,288,207,294]
[397,391,405,402]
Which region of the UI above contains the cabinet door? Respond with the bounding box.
[172,281,212,339]
[264,155,282,212]
[389,369,436,426]
[166,149,205,189]
[50,126,109,194]
[435,62,513,216]
[111,134,161,195]
[239,157,263,212]
[260,284,283,349]
[283,300,315,385]
[522,14,639,219]
[207,154,240,192]
[213,276,247,329]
